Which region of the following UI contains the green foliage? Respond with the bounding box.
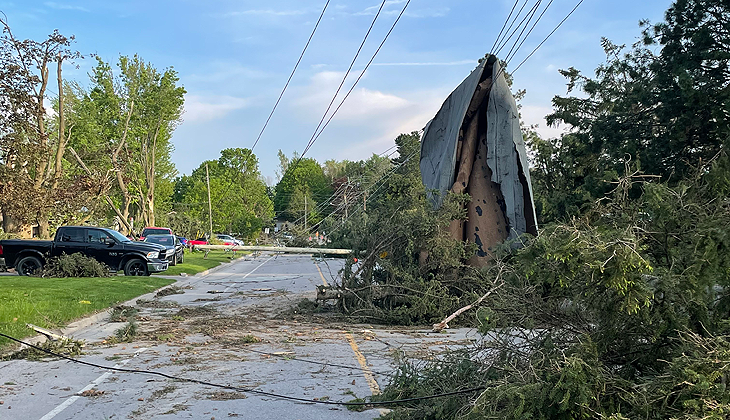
[378,147,730,419]
[376,350,492,419]
[323,132,484,324]
[274,156,332,222]
[536,0,729,223]
[109,305,138,322]
[38,253,112,278]
[377,1,730,413]
[173,148,273,239]
[113,321,138,343]
[3,338,85,361]
[70,54,185,231]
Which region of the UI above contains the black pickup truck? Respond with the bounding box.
[0,226,169,276]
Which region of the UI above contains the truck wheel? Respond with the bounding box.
[124,259,148,276]
[17,256,42,276]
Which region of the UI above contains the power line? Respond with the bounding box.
[241,347,393,376]
[319,147,420,236]
[496,0,543,59]
[493,0,531,56]
[501,0,544,64]
[0,332,485,407]
[272,143,398,235]
[300,0,412,159]
[504,0,555,65]
[250,0,331,152]
[489,0,522,55]
[300,0,388,157]
[510,0,585,74]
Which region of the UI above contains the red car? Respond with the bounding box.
[188,237,209,246]
[139,227,173,241]
[188,236,236,247]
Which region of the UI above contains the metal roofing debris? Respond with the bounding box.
[419,55,538,266]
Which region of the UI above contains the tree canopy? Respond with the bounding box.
[172,148,273,239]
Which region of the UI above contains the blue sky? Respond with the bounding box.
[6,0,673,183]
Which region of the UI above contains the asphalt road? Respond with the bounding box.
[0,253,477,420]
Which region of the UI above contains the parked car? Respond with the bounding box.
[0,226,169,276]
[176,236,189,247]
[215,234,243,246]
[143,234,185,266]
[188,237,209,247]
[139,226,173,241]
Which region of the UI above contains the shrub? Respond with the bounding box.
[38,253,111,278]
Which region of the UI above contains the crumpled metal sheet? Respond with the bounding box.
[420,60,487,209]
[419,57,538,244]
[484,60,538,238]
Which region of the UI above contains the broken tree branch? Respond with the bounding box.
[432,270,504,332]
[68,146,132,233]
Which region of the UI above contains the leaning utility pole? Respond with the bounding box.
[206,163,213,239]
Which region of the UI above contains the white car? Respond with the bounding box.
[215,234,244,246]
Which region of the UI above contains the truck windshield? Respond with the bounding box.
[105,229,131,243]
[146,236,174,246]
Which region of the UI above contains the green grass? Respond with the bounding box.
[0,275,174,348]
[162,250,240,276]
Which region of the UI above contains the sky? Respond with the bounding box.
[5,0,674,183]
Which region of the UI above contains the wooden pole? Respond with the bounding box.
[344,191,348,220]
[206,163,213,239]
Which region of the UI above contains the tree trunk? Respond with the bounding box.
[34,64,50,190]
[2,210,20,234]
[112,101,134,234]
[52,55,67,189]
[37,216,50,239]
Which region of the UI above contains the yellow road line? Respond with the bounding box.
[345,332,380,395]
[315,263,328,286]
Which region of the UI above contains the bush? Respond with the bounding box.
[38,253,111,278]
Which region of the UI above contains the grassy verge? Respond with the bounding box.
[163,250,241,276]
[0,275,174,348]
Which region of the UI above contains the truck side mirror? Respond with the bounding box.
[105,237,116,246]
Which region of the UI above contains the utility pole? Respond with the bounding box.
[363,191,367,212]
[344,176,349,220]
[304,196,308,230]
[206,163,213,239]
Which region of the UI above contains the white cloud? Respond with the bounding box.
[224,9,306,17]
[294,70,409,120]
[353,0,448,18]
[183,94,250,123]
[290,70,449,160]
[185,63,271,86]
[520,104,569,139]
[43,98,57,118]
[43,2,89,12]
